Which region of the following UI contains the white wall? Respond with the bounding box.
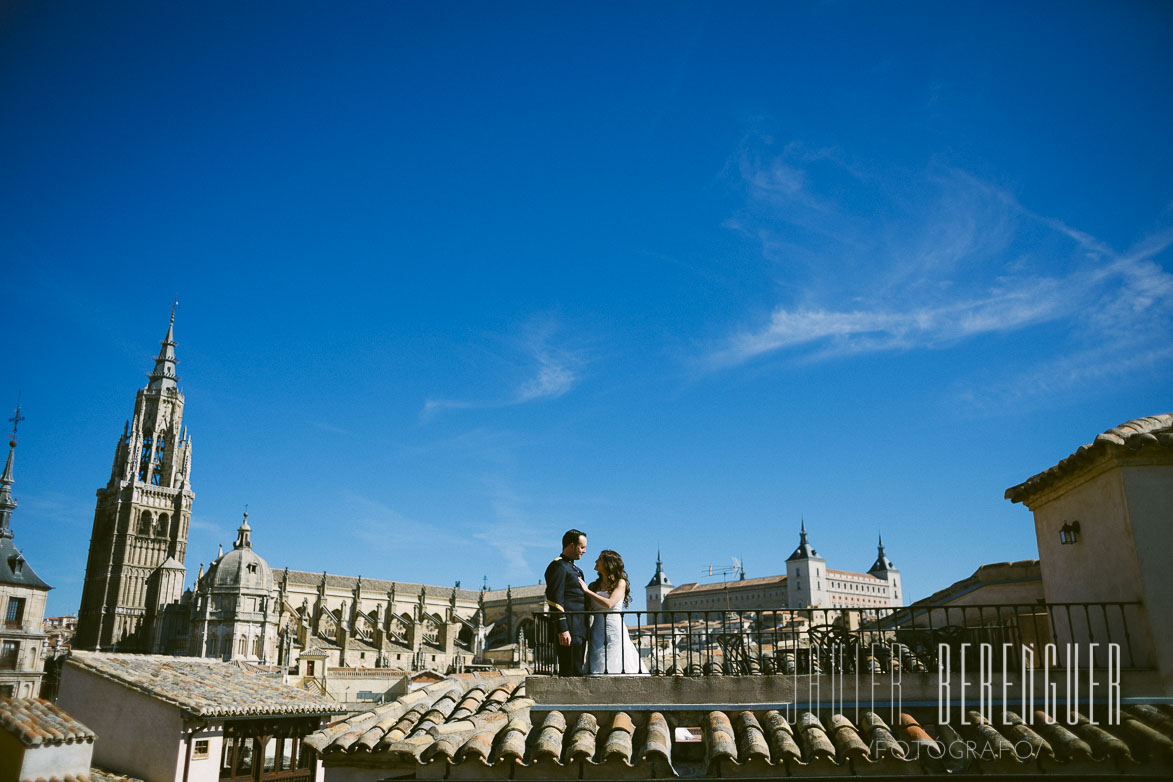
[1120,464,1173,690]
[57,664,185,782]
[18,739,94,782]
[1032,463,1162,675]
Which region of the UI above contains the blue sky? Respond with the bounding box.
[2,2,1170,617]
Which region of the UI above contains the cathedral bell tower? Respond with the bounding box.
[75,312,195,651]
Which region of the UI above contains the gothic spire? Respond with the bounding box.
[0,437,16,539]
[147,309,180,391]
[0,398,23,538]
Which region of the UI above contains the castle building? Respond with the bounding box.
[75,313,194,652]
[0,423,52,697]
[650,523,902,615]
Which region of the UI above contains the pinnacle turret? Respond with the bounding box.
[786,519,822,561]
[646,548,673,588]
[234,512,252,550]
[146,310,180,391]
[868,533,896,574]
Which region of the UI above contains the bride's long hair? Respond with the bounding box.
[590,549,632,607]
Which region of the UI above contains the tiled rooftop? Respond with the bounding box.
[67,652,342,719]
[0,697,96,747]
[904,559,1041,607]
[1006,413,1173,505]
[88,768,144,782]
[307,674,1173,777]
[668,575,786,595]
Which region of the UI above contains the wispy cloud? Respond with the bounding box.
[469,476,553,583]
[17,492,93,528]
[707,138,1173,402]
[341,491,464,553]
[423,317,584,419]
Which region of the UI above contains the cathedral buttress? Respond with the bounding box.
[75,312,195,651]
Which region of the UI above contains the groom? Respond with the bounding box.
[545,528,588,676]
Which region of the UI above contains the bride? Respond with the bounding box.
[578,549,649,676]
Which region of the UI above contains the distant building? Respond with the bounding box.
[0,432,51,698]
[650,523,902,615]
[1005,412,1173,692]
[75,313,194,653]
[71,316,552,676]
[57,651,340,782]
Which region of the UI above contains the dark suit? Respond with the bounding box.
[545,555,587,676]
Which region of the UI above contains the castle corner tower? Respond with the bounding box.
[75,313,194,651]
[644,550,673,623]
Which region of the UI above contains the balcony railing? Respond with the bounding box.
[532,602,1148,676]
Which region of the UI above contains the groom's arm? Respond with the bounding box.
[545,559,571,643]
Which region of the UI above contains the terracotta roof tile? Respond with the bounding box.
[0,697,96,747]
[67,652,341,719]
[1006,413,1173,505]
[308,674,1173,777]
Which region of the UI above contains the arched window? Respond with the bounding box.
[253,637,262,657]
[138,434,153,481]
[239,636,247,655]
[138,511,153,535]
[158,513,170,538]
[208,636,218,656]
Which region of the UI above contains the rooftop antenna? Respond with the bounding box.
[702,561,741,612]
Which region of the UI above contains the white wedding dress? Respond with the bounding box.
[585,590,649,676]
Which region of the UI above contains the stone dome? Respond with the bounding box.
[207,514,273,593]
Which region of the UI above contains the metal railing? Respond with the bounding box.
[533,602,1148,676]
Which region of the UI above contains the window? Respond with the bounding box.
[263,738,278,772]
[151,433,166,485]
[208,637,218,656]
[193,739,210,759]
[253,637,262,657]
[159,513,170,538]
[138,433,153,480]
[236,740,254,776]
[279,738,295,771]
[0,641,19,670]
[239,636,247,655]
[5,597,25,625]
[1059,521,1080,545]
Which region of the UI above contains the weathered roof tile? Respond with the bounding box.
[67,652,338,719]
[0,698,95,747]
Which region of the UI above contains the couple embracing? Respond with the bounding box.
[544,528,649,676]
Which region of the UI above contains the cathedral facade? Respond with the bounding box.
[74,313,194,652]
[70,315,552,674]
